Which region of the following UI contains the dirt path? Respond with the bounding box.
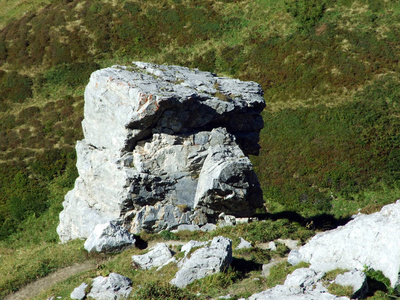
[4,261,96,300]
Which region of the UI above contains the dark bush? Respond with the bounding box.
[285,0,327,30]
[132,281,197,300]
[0,71,33,103]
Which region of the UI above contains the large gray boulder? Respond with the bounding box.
[84,221,136,253]
[57,62,265,242]
[171,236,232,288]
[288,200,400,288]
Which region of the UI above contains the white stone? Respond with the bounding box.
[249,268,349,300]
[236,237,252,249]
[71,283,88,300]
[171,236,232,288]
[200,223,217,232]
[293,200,400,287]
[132,243,173,270]
[268,241,277,251]
[334,269,368,299]
[88,273,132,300]
[84,222,135,253]
[276,239,299,250]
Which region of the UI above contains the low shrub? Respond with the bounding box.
[132,281,197,300]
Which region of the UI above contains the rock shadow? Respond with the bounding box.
[231,257,263,274]
[256,211,352,231]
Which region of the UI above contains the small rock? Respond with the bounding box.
[132,243,173,270]
[249,267,349,300]
[268,241,277,251]
[218,213,236,227]
[88,273,132,300]
[71,282,88,300]
[262,259,280,277]
[236,237,252,249]
[171,236,232,288]
[236,218,250,224]
[200,223,217,232]
[219,295,232,299]
[276,239,299,250]
[176,224,200,232]
[334,269,368,299]
[84,221,136,253]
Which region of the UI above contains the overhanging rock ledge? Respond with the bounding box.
[57,62,266,243]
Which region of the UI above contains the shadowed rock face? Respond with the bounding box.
[57,62,265,242]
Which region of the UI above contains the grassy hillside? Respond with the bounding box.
[1,0,400,297]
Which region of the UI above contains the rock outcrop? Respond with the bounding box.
[57,62,265,242]
[288,200,400,288]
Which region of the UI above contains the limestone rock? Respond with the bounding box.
[236,237,252,249]
[87,273,132,300]
[200,223,217,232]
[334,270,368,299]
[58,62,265,242]
[289,200,400,288]
[71,283,88,300]
[171,236,232,288]
[84,221,136,253]
[132,243,173,270]
[181,240,208,257]
[250,268,349,300]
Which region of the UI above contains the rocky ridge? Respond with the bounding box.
[57,62,265,242]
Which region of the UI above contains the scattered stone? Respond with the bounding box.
[236,217,250,224]
[219,295,232,299]
[132,243,173,270]
[218,213,237,227]
[334,269,368,299]
[236,237,252,249]
[171,236,232,288]
[84,221,135,253]
[249,268,349,300]
[71,283,88,300]
[268,241,277,251]
[261,258,283,277]
[57,62,265,242]
[181,240,208,257]
[87,273,132,300]
[175,224,200,232]
[200,223,217,232]
[289,200,400,287]
[275,239,299,250]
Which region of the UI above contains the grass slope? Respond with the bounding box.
[0,0,400,298]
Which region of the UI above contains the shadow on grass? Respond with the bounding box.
[256,211,352,231]
[134,235,148,250]
[231,257,263,274]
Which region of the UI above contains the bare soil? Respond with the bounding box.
[4,261,96,300]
